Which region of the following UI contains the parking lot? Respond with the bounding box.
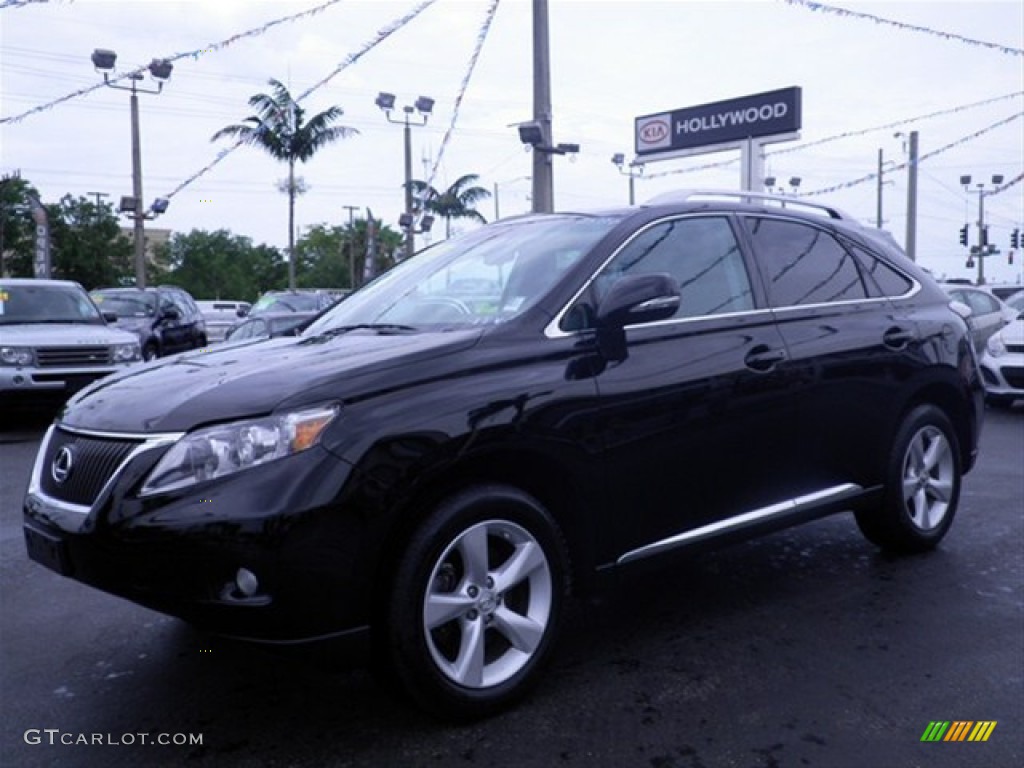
[1,406,1021,768]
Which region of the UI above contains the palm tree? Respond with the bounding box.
[409,174,491,238]
[212,79,358,290]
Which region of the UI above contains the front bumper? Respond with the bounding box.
[1,365,127,398]
[23,424,374,650]
[979,351,1024,401]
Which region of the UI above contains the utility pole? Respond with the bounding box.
[876,149,883,229]
[905,131,919,261]
[977,184,987,286]
[87,191,109,210]
[343,204,359,291]
[531,0,554,213]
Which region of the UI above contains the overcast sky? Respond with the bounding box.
[2,0,1022,285]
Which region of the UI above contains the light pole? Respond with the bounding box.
[375,92,433,260]
[961,174,1004,285]
[91,49,172,290]
[611,154,644,206]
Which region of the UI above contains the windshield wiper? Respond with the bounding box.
[308,323,419,339]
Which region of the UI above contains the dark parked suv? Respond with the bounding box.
[24,191,983,719]
[90,285,207,360]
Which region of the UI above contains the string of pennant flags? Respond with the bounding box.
[779,0,1024,56]
[166,0,440,200]
[0,0,349,125]
[797,112,1024,198]
[423,0,501,196]
[0,0,68,9]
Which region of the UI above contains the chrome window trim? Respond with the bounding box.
[616,483,863,566]
[742,213,925,306]
[544,213,757,339]
[28,424,185,516]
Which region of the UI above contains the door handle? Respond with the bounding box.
[883,327,915,349]
[744,345,787,372]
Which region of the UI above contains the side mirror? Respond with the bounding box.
[102,311,118,323]
[594,273,680,363]
[161,306,181,321]
[236,306,249,318]
[596,273,680,329]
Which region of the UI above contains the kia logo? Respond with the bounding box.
[639,120,669,143]
[51,446,74,485]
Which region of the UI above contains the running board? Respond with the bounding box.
[616,483,863,566]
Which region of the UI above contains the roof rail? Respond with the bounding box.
[643,189,855,222]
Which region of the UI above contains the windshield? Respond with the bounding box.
[0,282,106,325]
[91,291,157,318]
[304,215,621,335]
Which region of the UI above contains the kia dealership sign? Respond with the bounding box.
[635,87,802,156]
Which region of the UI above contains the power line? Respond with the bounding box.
[1,0,349,124]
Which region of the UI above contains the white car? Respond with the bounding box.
[980,309,1024,407]
[1,278,142,409]
[941,284,1018,352]
[196,300,251,343]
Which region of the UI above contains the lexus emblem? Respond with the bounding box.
[51,446,74,485]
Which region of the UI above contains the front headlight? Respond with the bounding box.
[986,333,1007,357]
[139,404,340,496]
[112,342,141,362]
[0,346,34,366]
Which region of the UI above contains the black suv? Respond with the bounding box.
[90,285,207,361]
[25,192,983,719]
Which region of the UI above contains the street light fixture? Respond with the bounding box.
[376,91,432,260]
[611,153,644,206]
[91,47,173,289]
[961,173,1004,284]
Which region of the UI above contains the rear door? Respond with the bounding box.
[741,216,918,493]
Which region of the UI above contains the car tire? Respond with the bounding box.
[855,404,961,553]
[142,342,159,362]
[384,485,569,720]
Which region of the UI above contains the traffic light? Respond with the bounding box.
[1012,228,1021,249]
[958,225,968,246]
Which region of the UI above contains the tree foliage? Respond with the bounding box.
[46,195,134,289]
[410,174,491,238]
[157,229,286,302]
[212,78,358,291]
[0,173,38,278]
[295,219,404,290]
[2,181,133,288]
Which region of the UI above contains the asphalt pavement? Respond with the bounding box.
[1,405,1021,768]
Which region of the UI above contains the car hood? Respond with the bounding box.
[0,322,139,345]
[61,328,484,433]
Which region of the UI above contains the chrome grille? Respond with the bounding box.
[39,428,142,507]
[35,346,112,368]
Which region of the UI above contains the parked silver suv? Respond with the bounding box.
[0,278,141,409]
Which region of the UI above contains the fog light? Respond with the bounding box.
[235,568,259,597]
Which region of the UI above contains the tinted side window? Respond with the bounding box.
[846,243,913,298]
[745,218,870,307]
[593,216,754,320]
